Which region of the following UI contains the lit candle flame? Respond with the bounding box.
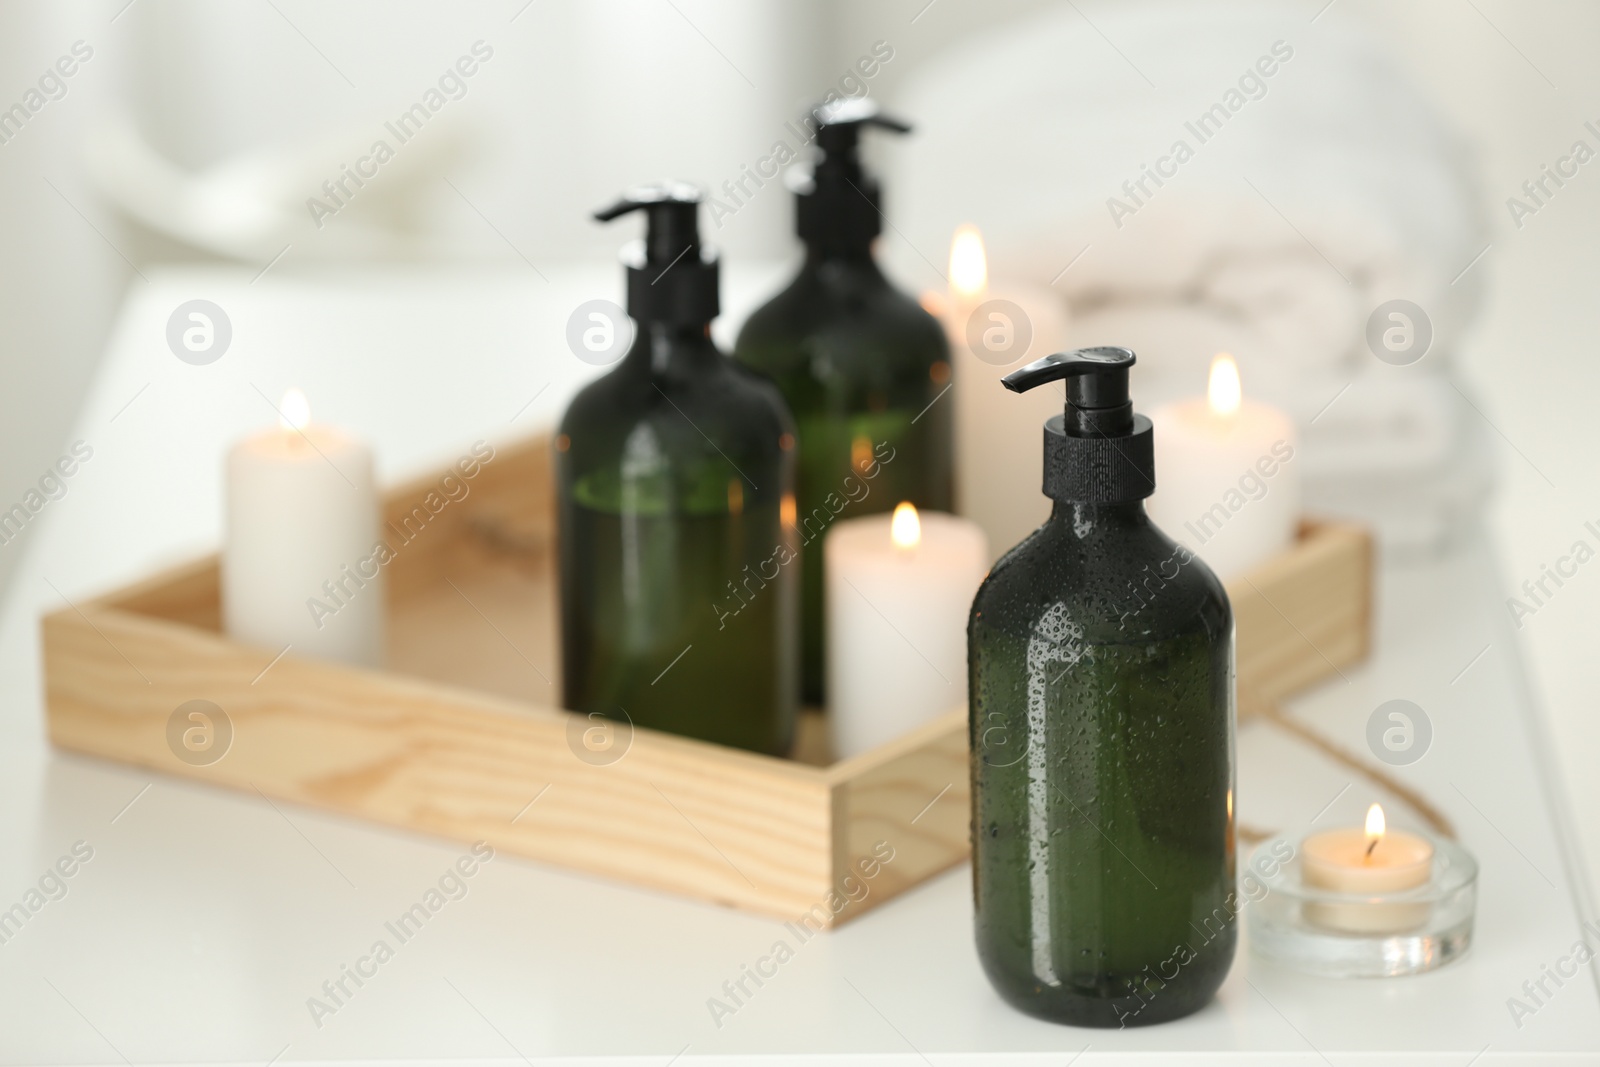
[1207,353,1242,417]
[891,501,921,551]
[1364,803,1385,859]
[949,225,987,299]
[279,388,311,432]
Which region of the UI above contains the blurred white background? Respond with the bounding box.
[2,0,1598,896]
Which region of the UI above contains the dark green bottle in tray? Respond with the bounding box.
[735,99,953,704]
[968,348,1236,1027]
[557,184,798,755]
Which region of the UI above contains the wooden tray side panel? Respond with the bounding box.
[382,435,555,602]
[831,711,970,924]
[96,555,222,629]
[1227,521,1371,717]
[43,605,835,922]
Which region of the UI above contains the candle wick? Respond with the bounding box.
[1364,837,1378,860]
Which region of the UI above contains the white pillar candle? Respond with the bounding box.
[824,503,988,759]
[942,226,1071,563]
[1302,804,1434,933]
[1146,354,1300,579]
[223,389,384,667]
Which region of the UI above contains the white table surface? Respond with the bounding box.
[1,265,1596,1064]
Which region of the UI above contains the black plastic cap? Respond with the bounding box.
[794,99,911,253]
[594,182,719,326]
[1002,347,1156,503]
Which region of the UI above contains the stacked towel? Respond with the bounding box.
[885,1,1492,554]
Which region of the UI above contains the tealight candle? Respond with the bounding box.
[223,389,384,667]
[1302,804,1435,933]
[824,503,987,759]
[1146,354,1300,579]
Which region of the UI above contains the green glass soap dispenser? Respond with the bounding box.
[735,99,953,704]
[556,183,798,755]
[968,348,1236,1027]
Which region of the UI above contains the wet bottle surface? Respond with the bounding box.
[558,185,798,755]
[970,502,1234,1025]
[968,348,1236,1027]
[735,101,952,703]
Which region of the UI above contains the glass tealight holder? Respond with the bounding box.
[1246,834,1477,978]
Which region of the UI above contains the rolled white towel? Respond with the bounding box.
[885,0,1491,553]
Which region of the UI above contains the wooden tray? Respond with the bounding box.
[42,435,1370,927]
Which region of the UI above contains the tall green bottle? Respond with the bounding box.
[557,184,798,755]
[968,348,1236,1027]
[735,100,953,704]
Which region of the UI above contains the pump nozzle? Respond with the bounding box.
[813,97,912,156]
[1001,347,1155,503]
[1002,346,1135,437]
[594,182,718,325]
[795,99,912,252]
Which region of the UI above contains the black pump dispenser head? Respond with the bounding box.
[1001,346,1156,504]
[794,99,911,252]
[594,182,718,326]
